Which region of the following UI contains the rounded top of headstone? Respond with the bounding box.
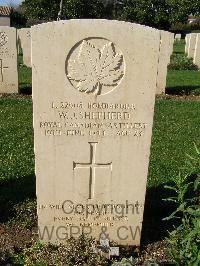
[31,19,160,35]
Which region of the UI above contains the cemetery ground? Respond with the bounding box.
[167,39,200,95]
[0,41,199,265]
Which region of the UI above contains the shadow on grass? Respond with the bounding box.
[166,85,200,96]
[141,183,177,245]
[173,51,184,55]
[0,174,36,223]
[0,177,178,244]
[0,176,194,246]
[19,85,32,95]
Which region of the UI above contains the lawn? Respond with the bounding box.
[18,48,32,94]
[149,98,200,187]
[0,98,33,181]
[166,70,200,95]
[172,39,185,54]
[166,39,200,95]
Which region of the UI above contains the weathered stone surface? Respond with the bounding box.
[18,28,31,67]
[0,26,18,93]
[188,33,197,58]
[194,34,200,69]
[156,30,172,94]
[0,16,10,27]
[32,20,160,246]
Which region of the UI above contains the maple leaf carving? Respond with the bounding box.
[67,40,124,95]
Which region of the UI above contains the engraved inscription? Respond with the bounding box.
[38,198,143,231]
[73,142,112,199]
[66,38,125,96]
[0,59,8,82]
[39,101,147,138]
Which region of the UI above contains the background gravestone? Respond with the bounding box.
[156,30,172,94]
[0,26,18,93]
[188,33,197,58]
[175,34,181,41]
[169,33,174,55]
[18,28,31,67]
[194,33,200,69]
[32,20,160,246]
[185,34,190,54]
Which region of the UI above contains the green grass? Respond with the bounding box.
[166,70,200,95]
[166,39,200,95]
[191,30,200,33]
[0,98,34,181]
[18,48,32,94]
[149,98,200,187]
[0,98,35,222]
[173,39,185,54]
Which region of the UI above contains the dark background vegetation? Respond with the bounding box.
[10,0,200,32]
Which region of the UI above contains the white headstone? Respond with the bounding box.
[169,33,174,55]
[156,30,172,94]
[188,33,197,58]
[175,34,181,40]
[0,26,18,93]
[193,33,200,68]
[18,28,31,67]
[185,34,190,54]
[32,20,160,246]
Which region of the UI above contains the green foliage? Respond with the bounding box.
[62,0,108,19]
[8,199,37,229]
[117,0,171,29]
[111,257,136,265]
[171,22,200,32]
[15,236,109,266]
[10,9,27,28]
[21,0,59,20]
[10,253,25,265]
[166,0,200,26]
[116,0,200,29]
[163,145,200,265]
[21,0,108,20]
[20,0,200,29]
[168,54,198,70]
